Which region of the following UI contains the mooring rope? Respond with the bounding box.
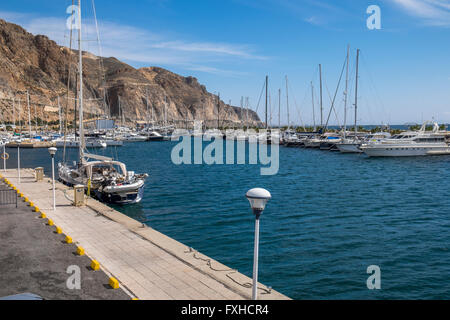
[184,247,272,295]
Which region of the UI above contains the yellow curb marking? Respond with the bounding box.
[76,247,85,256]
[91,260,100,271]
[109,277,119,289]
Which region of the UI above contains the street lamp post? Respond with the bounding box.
[246,188,271,300]
[48,147,57,210]
[17,145,20,183]
[2,143,6,172]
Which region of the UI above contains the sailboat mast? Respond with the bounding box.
[34,98,37,133]
[246,97,249,129]
[58,96,62,135]
[240,96,244,129]
[118,96,122,127]
[78,0,85,162]
[164,96,168,128]
[18,98,21,136]
[278,89,281,129]
[344,45,350,139]
[203,101,205,130]
[286,76,290,130]
[319,64,323,129]
[354,49,360,135]
[217,93,220,129]
[27,91,31,137]
[152,102,154,126]
[12,97,15,128]
[146,88,149,129]
[269,91,272,128]
[311,81,316,132]
[265,75,268,130]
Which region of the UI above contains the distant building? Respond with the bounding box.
[96,119,115,130]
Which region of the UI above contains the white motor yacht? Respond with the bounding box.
[337,132,391,154]
[119,132,148,142]
[360,122,450,157]
[54,136,107,148]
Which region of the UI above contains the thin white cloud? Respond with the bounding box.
[0,10,266,75]
[0,11,30,22]
[304,16,324,26]
[152,41,266,60]
[389,0,450,25]
[184,65,248,77]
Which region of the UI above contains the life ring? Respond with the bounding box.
[1,153,9,160]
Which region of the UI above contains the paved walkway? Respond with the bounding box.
[1,169,289,300]
[0,181,130,300]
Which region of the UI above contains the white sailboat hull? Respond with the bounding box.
[337,143,363,153]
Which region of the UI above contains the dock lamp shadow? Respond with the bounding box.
[246,188,271,300]
[48,147,57,211]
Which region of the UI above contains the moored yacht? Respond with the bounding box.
[319,134,342,151]
[337,132,391,153]
[58,1,148,205]
[58,157,148,204]
[54,135,107,148]
[360,122,450,157]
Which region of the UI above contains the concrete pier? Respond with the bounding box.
[0,181,130,300]
[1,169,289,300]
[6,141,55,149]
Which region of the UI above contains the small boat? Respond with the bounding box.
[103,139,123,147]
[319,135,341,151]
[54,136,107,148]
[120,133,148,142]
[146,131,165,141]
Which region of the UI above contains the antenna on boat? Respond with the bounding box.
[278,89,281,129]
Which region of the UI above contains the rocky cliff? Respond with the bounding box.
[0,19,260,128]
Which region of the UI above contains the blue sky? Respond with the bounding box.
[1,0,450,125]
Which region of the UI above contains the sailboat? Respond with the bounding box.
[58,0,148,205]
[336,48,364,153]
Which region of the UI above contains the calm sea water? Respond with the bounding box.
[5,140,450,299]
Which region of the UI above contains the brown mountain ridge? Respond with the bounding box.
[0,19,260,128]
